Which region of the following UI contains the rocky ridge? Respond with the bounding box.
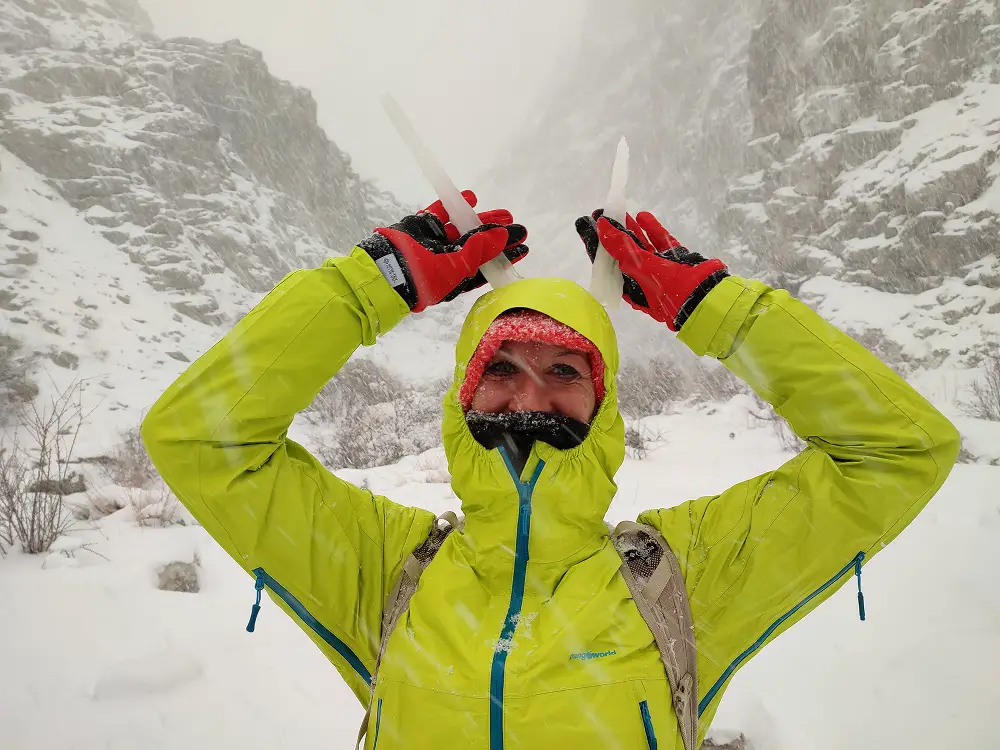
[720,0,1000,372]
[488,0,1000,395]
[1,0,400,330]
[0,0,471,440]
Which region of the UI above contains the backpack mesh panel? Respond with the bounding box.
[620,531,663,582]
[412,525,452,565]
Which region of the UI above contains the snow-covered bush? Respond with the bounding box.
[0,383,85,554]
[624,420,668,461]
[748,394,805,453]
[624,423,646,459]
[618,357,687,418]
[617,355,746,418]
[308,360,448,470]
[967,348,1000,422]
[98,425,158,489]
[0,332,38,425]
[413,449,451,483]
[81,424,184,526]
[126,482,184,527]
[157,559,200,593]
[691,360,745,403]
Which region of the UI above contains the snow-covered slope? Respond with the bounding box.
[3,402,998,749]
[0,0,471,448]
[723,0,1000,386]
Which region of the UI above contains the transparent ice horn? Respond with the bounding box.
[381,93,519,290]
[590,137,629,308]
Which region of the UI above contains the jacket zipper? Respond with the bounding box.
[489,448,545,750]
[372,697,383,750]
[246,567,373,686]
[698,550,866,716]
[639,700,658,750]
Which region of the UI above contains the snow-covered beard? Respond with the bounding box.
[465,410,591,475]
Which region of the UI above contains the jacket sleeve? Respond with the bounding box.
[638,276,960,736]
[141,248,437,704]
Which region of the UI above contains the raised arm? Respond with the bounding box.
[142,193,528,703]
[575,209,960,739]
[642,276,958,731]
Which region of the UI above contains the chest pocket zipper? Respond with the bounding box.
[371,698,383,750]
[639,700,658,750]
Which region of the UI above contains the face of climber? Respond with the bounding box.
[469,341,598,424]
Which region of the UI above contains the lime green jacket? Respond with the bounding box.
[142,250,959,750]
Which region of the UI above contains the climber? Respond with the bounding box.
[141,191,960,749]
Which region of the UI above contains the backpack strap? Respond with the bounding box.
[611,520,699,750]
[355,512,459,750]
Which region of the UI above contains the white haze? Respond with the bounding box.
[141,0,585,204]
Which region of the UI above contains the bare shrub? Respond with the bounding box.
[99,425,158,489]
[127,481,183,527]
[618,357,687,418]
[309,361,448,470]
[956,446,977,464]
[0,382,87,554]
[413,449,451,483]
[309,359,403,420]
[624,423,647,460]
[703,734,748,750]
[617,355,744,416]
[624,421,667,460]
[71,490,125,521]
[748,394,805,452]
[0,332,38,423]
[691,360,745,403]
[966,348,1000,421]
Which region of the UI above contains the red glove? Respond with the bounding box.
[574,210,728,331]
[359,190,528,312]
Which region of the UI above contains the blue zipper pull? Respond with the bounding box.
[854,554,866,622]
[247,571,265,632]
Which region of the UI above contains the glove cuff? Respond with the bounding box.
[357,233,420,310]
[673,269,730,332]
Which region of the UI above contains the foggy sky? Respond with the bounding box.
[141,0,585,204]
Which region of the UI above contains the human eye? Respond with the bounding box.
[550,363,582,380]
[484,359,518,377]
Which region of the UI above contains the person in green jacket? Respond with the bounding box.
[142,191,960,750]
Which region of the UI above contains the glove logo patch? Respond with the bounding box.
[375,254,407,289]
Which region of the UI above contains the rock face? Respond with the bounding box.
[1,0,401,327]
[491,0,1000,375]
[486,0,760,281]
[727,0,1000,292]
[718,0,1000,371]
[156,560,199,593]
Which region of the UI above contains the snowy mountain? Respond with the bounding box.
[485,0,760,279]
[0,0,466,448]
[487,0,1000,447]
[2,2,999,750]
[722,0,1000,369]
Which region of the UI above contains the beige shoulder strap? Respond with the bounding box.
[612,520,699,750]
[355,512,459,750]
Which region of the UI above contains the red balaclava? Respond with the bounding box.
[459,309,607,411]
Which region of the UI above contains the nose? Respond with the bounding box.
[510,372,553,412]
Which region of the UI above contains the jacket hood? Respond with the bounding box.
[442,277,625,567]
